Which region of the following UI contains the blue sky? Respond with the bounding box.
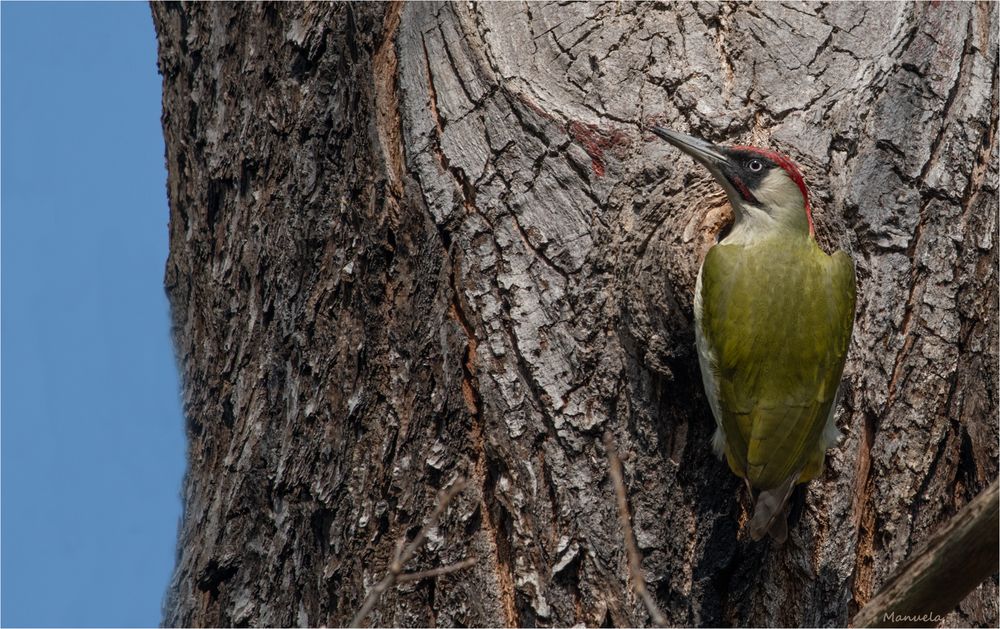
[2,3,186,626]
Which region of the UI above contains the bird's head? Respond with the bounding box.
[651,127,813,242]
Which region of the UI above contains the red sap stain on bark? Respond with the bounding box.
[516,93,631,177]
[567,121,631,176]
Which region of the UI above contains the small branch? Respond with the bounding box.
[397,556,479,583]
[350,479,472,628]
[853,478,999,628]
[604,432,668,628]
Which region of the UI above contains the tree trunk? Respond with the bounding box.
[153,2,998,627]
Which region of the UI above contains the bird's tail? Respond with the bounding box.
[749,472,798,543]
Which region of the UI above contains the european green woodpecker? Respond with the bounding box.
[652,127,856,542]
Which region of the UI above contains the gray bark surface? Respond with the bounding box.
[153,2,999,627]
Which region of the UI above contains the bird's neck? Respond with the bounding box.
[720,200,811,247]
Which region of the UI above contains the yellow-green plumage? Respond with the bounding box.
[698,234,856,491]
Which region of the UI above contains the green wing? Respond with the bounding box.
[699,238,855,489]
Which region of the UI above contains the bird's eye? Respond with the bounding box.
[747,159,763,172]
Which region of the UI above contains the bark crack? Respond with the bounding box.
[421,17,520,624]
[510,211,571,284]
[372,0,405,228]
[849,411,879,615]
[885,16,977,412]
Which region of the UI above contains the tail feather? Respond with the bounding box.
[749,473,798,542]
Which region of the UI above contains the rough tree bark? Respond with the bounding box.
[153,2,998,627]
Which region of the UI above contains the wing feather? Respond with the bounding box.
[697,239,855,489]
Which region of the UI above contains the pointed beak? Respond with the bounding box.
[651,127,749,210]
[650,127,729,170]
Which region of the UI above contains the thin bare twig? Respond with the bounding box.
[397,556,479,583]
[349,479,472,627]
[604,432,669,628]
